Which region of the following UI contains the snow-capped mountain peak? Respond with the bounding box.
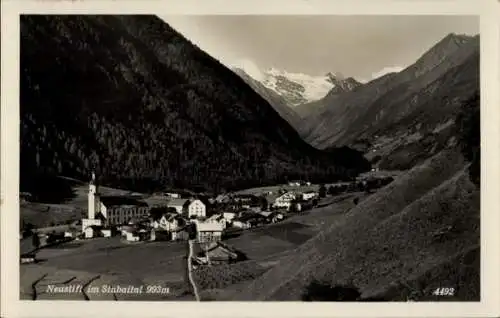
[233,60,340,107]
[261,68,335,106]
[232,60,362,107]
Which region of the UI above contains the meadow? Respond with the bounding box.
[20,237,193,300]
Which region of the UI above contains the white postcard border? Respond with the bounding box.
[1,0,499,317]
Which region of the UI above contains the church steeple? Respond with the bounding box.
[88,170,100,219]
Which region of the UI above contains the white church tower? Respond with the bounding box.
[82,171,102,238]
[87,171,100,219]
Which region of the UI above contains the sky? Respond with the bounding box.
[160,15,478,82]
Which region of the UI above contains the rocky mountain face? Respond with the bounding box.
[20,15,370,194]
[232,68,303,131]
[232,65,362,108]
[300,33,479,170]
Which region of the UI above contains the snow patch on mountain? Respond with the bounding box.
[265,68,335,103]
[232,60,337,107]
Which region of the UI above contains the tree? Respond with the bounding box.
[259,195,268,211]
[32,233,41,249]
[319,184,327,198]
[150,207,168,219]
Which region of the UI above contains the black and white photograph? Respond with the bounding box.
[2,0,500,317]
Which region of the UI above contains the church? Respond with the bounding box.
[81,172,150,238]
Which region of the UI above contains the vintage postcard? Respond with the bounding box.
[1,0,499,317]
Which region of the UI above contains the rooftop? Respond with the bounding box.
[196,221,224,232]
[100,196,148,208]
[167,198,190,207]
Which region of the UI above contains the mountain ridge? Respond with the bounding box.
[232,64,362,108]
[299,33,479,170]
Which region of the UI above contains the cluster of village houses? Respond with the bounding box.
[75,174,319,245]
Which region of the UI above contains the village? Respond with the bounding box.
[21,174,317,262]
[20,172,396,265]
[19,171,395,300]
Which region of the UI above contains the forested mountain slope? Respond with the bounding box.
[20,15,369,195]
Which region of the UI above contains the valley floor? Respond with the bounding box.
[19,153,479,302]
[19,191,363,301]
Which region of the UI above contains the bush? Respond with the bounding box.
[318,185,327,198]
[302,280,361,301]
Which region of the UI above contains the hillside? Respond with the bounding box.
[20,15,370,195]
[232,68,303,131]
[300,33,479,170]
[232,149,479,301]
[229,90,481,301]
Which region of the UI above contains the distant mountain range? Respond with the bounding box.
[20,15,370,195]
[232,66,362,108]
[298,33,479,170]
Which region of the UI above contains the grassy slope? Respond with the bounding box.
[232,149,479,300]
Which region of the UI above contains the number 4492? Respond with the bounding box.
[432,287,455,296]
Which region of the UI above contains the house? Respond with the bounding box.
[83,225,109,239]
[214,194,231,204]
[232,212,267,229]
[121,225,150,242]
[194,242,240,265]
[193,219,224,243]
[125,231,140,242]
[258,211,284,223]
[232,219,251,229]
[165,192,181,199]
[151,213,185,232]
[20,252,37,264]
[187,199,206,218]
[205,214,227,230]
[302,191,318,201]
[222,212,237,223]
[167,198,206,218]
[232,194,258,204]
[272,192,298,209]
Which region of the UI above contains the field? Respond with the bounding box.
[20,237,193,300]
